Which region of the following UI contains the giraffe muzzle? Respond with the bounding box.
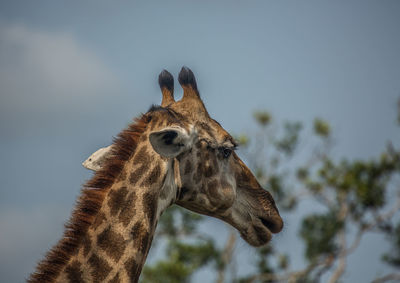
[259,215,284,234]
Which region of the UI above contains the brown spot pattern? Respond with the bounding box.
[82,233,91,257]
[65,260,84,283]
[142,192,157,225]
[88,253,112,283]
[210,154,219,172]
[131,221,151,254]
[119,193,137,227]
[131,221,144,240]
[92,212,106,230]
[207,179,218,193]
[129,165,147,184]
[118,169,127,181]
[194,163,202,183]
[133,146,150,165]
[140,163,161,187]
[204,164,214,178]
[97,226,126,262]
[108,187,128,216]
[109,273,120,283]
[124,257,140,280]
[138,230,151,254]
[236,170,250,185]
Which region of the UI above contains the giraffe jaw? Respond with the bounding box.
[226,200,283,246]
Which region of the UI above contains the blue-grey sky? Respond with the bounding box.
[0,1,399,282]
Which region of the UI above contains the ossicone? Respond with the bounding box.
[159,70,174,92]
[158,69,175,106]
[178,66,199,96]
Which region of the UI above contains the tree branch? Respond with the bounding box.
[328,196,349,283]
[216,229,236,283]
[371,273,400,283]
[342,195,400,257]
[245,256,334,283]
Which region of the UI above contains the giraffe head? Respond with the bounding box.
[86,67,283,246]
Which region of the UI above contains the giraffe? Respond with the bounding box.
[28,67,283,283]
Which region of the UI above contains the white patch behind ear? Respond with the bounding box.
[149,127,191,158]
[82,145,113,171]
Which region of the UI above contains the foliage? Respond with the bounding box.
[313,118,330,138]
[142,238,218,283]
[253,111,272,127]
[275,121,302,156]
[382,221,400,267]
[141,104,400,283]
[141,206,222,283]
[300,211,344,261]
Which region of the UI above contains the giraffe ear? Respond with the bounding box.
[149,127,190,158]
[82,145,113,171]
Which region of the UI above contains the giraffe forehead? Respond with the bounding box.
[147,105,235,148]
[195,121,235,148]
[148,109,194,134]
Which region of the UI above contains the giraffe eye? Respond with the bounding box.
[221,148,232,159]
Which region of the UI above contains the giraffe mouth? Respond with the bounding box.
[259,216,283,234]
[251,223,272,246]
[240,216,283,246]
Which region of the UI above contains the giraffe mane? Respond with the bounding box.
[28,113,151,283]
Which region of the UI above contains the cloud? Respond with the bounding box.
[0,24,120,127]
[0,24,123,280]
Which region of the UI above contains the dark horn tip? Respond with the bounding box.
[158,69,174,91]
[178,66,198,90]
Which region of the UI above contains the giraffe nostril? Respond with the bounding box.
[260,216,283,233]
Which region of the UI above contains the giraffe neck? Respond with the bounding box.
[58,148,179,283]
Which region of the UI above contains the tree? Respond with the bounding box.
[141,101,400,283]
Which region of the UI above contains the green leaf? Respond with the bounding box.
[275,121,302,156]
[382,222,400,267]
[300,211,343,261]
[253,111,272,126]
[313,118,330,137]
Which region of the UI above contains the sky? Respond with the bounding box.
[0,1,399,282]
